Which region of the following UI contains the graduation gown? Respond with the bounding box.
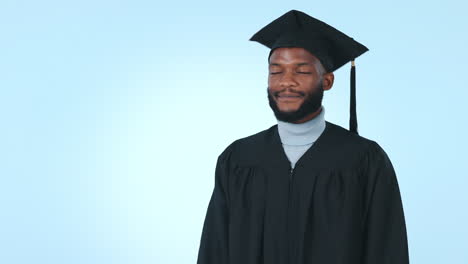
[197,121,409,264]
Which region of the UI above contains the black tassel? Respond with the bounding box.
[350,60,358,135]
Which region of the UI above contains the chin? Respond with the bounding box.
[277,103,301,112]
[278,108,299,114]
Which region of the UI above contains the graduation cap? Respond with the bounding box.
[249,9,368,135]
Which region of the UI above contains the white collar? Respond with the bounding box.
[276,105,326,146]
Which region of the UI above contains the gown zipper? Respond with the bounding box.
[289,165,294,181]
[287,164,295,263]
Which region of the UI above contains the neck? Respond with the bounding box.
[276,105,326,145]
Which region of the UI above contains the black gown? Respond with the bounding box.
[197,121,409,264]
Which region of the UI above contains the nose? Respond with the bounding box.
[279,71,298,88]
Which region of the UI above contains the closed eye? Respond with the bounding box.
[270,72,312,75]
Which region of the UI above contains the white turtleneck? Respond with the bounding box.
[276,105,326,169]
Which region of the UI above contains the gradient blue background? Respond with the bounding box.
[1,1,467,263]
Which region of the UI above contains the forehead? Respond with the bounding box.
[269,47,319,64]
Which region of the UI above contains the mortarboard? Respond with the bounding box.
[249,9,368,135]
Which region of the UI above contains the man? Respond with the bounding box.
[197,9,409,264]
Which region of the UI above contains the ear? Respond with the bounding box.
[322,72,334,91]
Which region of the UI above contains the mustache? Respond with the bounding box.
[270,88,306,97]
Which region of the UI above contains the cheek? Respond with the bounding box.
[298,76,316,84]
[268,75,284,89]
[301,78,320,90]
[267,75,274,85]
[267,77,277,90]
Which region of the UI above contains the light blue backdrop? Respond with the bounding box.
[1,0,467,263]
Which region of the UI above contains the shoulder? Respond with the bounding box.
[325,121,375,149]
[327,121,391,154]
[216,125,276,164]
[324,122,394,169]
[319,121,394,169]
[217,121,391,168]
[322,121,382,157]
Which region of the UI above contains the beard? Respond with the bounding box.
[267,80,324,123]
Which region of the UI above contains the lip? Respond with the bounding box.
[277,94,302,102]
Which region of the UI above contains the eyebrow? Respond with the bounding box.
[269,62,312,66]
